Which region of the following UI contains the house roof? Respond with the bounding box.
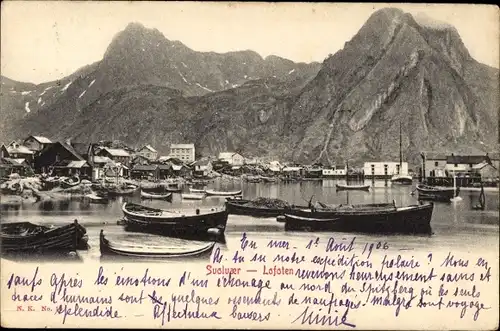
[92,156,112,164]
[422,152,447,160]
[158,164,172,170]
[67,160,89,168]
[60,142,85,161]
[29,136,52,144]
[172,165,183,171]
[140,144,157,153]
[0,157,28,167]
[7,144,34,155]
[132,164,158,171]
[103,148,130,157]
[446,155,488,165]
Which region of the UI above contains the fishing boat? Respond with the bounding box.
[391,122,413,185]
[182,193,206,200]
[99,230,216,260]
[205,189,242,196]
[1,220,89,253]
[225,198,308,218]
[104,185,138,196]
[280,200,433,234]
[336,183,370,191]
[60,176,81,189]
[416,184,458,202]
[140,190,173,201]
[121,202,228,238]
[84,193,109,204]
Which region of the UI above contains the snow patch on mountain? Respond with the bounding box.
[89,79,96,87]
[25,102,31,113]
[196,83,213,92]
[61,81,72,91]
[79,90,87,98]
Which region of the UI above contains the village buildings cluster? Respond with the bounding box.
[0,136,498,186]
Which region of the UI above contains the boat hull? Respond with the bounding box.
[225,199,306,218]
[140,191,173,201]
[205,190,242,196]
[282,202,433,234]
[336,184,370,191]
[122,203,228,240]
[416,184,457,202]
[99,230,215,260]
[1,221,89,253]
[391,176,413,185]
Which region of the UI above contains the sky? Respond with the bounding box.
[1,2,498,84]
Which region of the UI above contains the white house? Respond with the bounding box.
[136,144,158,161]
[193,159,213,177]
[322,168,346,177]
[218,152,245,166]
[363,161,408,178]
[169,143,195,163]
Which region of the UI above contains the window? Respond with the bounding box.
[384,164,388,175]
[454,164,458,167]
[434,161,439,167]
[469,164,472,168]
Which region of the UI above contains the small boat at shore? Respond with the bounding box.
[336,183,370,191]
[140,190,173,201]
[1,220,89,253]
[103,185,138,196]
[279,201,433,234]
[416,184,458,202]
[165,183,182,193]
[99,230,216,260]
[60,176,81,189]
[205,189,242,196]
[189,188,206,194]
[121,202,228,239]
[182,193,206,200]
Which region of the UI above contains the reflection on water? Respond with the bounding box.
[1,179,498,262]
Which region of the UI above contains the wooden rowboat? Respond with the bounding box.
[182,193,206,200]
[140,190,173,201]
[84,193,109,204]
[60,176,81,189]
[336,183,370,191]
[205,189,242,196]
[281,201,433,234]
[1,220,89,253]
[225,198,308,218]
[99,230,216,259]
[121,202,228,239]
[416,184,458,202]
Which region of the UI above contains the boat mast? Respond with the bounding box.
[399,122,403,174]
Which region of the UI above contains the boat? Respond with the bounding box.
[121,202,228,238]
[261,176,278,183]
[60,176,81,189]
[416,184,458,202]
[391,122,413,185]
[205,189,242,196]
[104,185,138,196]
[280,200,433,234]
[182,193,206,200]
[1,220,89,253]
[84,193,109,204]
[336,183,371,191]
[165,183,182,193]
[140,190,173,201]
[189,187,206,193]
[99,230,216,260]
[225,198,308,218]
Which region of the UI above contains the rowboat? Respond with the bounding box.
[104,185,138,196]
[99,230,216,260]
[390,174,413,185]
[1,220,89,253]
[189,188,206,193]
[60,176,81,189]
[336,183,370,191]
[121,202,228,239]
[225,198,307,218]
[165,183,182,193]
[182,193,206,200]
[84,193,109,204]
[416,184,458,202]
[140,190,173,201]
[280,201,433,234]
[205,189,242,196]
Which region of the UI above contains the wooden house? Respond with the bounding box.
[1,145,9,158]
[23,135,53,152]
[218,152,245,166]
[97,148,131,166]
[33,141,91,177]
[136,145,158,161]
[131,164,159,180]
[131,155,151,166]
[0,157,33,177]
[193,159,213,177]
[6,141,34,164]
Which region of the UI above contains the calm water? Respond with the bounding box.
[1,179,499,262]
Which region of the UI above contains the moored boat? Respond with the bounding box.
[140,190,173,201]
[104,185,138,196]
[416,184,458,202]
[189,187,206,194]
[391,174,413,185]
[84,193,109,204]
[205,189,242,196]
[1,220,89,253]
[121,202,228,239]
[182,193,206,200]
[99,230,216,260]
[165,183,182,193]
[280,201,433,234]
[225,198,308,218]
[60,176,81,189]
[336,183,371,191]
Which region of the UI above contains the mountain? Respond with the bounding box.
[0,22,320,144]
[2,8,498,166]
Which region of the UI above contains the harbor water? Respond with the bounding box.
[1,179,499,263]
